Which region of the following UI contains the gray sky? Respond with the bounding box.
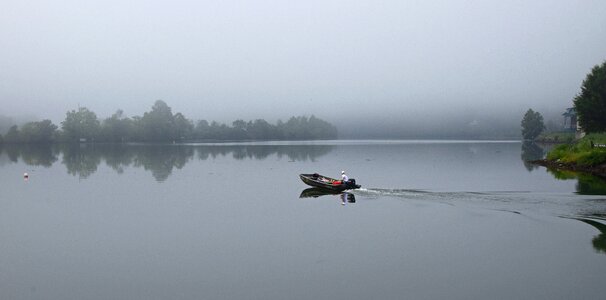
[1,0,605,126]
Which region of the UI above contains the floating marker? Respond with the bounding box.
[23,172,29,179]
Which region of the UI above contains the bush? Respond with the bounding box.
[546,144,572,161]
[576,150,606,166]
[545,133,606,166]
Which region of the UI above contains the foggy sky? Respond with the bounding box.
[1,0,605,128]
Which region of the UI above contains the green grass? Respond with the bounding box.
[546,133,606,166]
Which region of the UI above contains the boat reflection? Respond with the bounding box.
[299,188,356,204]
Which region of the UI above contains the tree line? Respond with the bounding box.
[0,100,338,144]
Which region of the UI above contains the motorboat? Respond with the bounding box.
[299,173,361,192]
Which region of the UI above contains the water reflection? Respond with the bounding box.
[299,188,356,204]
[517,142,606,195]
[520,141,545,171]
[60,144,102,179]
[546,168,606,195]
[133,146,194,181]
[196,145,330,161]
[3,143,59,167]
[576,176,606,195]
[575,217,606,254]
[0,143,333,181]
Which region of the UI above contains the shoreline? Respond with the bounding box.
[531,159,606,179]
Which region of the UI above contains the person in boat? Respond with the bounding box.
[341,171,349,182]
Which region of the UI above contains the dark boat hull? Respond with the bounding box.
[299,173,361,191]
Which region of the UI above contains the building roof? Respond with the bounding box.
[562,107,576,116]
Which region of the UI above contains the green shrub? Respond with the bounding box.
[546,144,572,161]
[545,132,606,166]
[576,150,606,165]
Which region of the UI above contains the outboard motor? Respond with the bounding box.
[346,178,358,189]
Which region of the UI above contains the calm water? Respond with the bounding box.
[1,141,605,300]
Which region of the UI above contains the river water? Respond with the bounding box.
[1,141,605,299]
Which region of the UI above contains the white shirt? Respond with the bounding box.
[341,174,349,182]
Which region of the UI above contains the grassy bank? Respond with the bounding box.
[546,133,606,167]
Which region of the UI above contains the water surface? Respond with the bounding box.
[1,141,605,299]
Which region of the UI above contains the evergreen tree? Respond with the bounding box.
[574,61,606,133]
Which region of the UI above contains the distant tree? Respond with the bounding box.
[61,107,100,141]
[131,116,143,141]
[4,125,21,143]
[573,61,606,133]
[307,115,338,139]
[279,115,337,140]
[20,120,58,143]
[194,120,210,139]
[246,119,275,140]
[101,110,133,142]
[0,115,16,136]
[133,101,195,142]
[140,100,177,141]
[232,119,246,131]
[521,109,545,140]
[173,112,194,140]
[281,116,305,139]
[207,121,228,140]
[231,119,248,140]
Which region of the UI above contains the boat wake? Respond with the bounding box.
[353,188,429,199]
[352,188,528,201]
[350,187,606,219]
